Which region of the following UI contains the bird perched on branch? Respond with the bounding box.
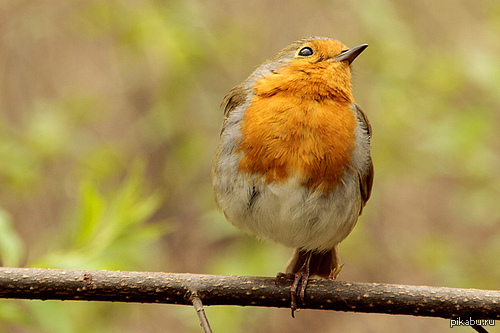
[212,37,373,316]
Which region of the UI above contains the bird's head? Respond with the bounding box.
[249,37,368,102]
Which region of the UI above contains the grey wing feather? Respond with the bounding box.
[353,104,374,211]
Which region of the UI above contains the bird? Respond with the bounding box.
[212,36,373,316]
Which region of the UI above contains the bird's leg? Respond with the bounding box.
[290,251,313,317]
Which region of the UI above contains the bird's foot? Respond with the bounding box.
[290,266,310,317]
[289,251,313,317]
[328,264,344,279]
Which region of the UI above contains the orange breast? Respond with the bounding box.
[237,91,357,193]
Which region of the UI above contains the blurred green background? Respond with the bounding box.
[1,0,499,332]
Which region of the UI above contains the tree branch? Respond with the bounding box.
[0,267,498,322]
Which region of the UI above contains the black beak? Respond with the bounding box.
[335,44,368,65]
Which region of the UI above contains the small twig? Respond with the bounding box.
[189,291,212,333]
[472,324,488,333]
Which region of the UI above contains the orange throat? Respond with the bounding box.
[237,92,357,193]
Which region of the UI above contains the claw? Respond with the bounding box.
[289,251,313,317]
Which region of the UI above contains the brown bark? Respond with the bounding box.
[0,267,498,320]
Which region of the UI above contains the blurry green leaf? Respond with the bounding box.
[26,100,71,158]
[0,140,40,190]
[79,146,126,181]
[74,180,106,247]
[32,159,169,270]
[0,209,24,267]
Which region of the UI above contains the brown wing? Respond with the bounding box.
[360,157,374,209]
[219,84,248,135]
[354,104,374,211]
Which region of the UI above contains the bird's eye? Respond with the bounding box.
[298,47,314,57]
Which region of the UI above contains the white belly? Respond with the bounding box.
[214,170,362,252]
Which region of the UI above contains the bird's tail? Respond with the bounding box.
[285,247,340,279]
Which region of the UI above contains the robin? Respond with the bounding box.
[212,37,373,316]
